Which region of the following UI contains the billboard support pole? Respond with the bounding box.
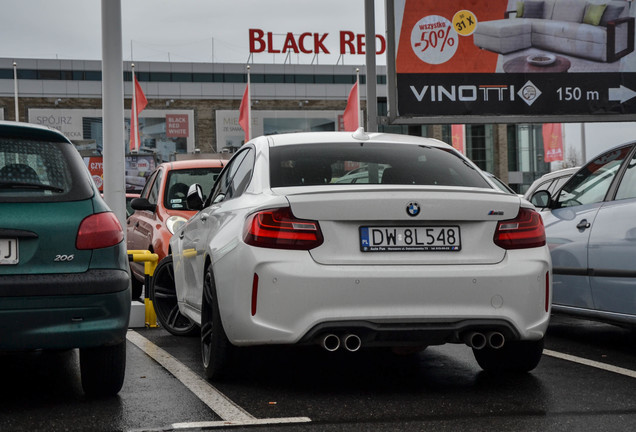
[101,0,127,231]
[365,0,378,132]
[385,0,397,125]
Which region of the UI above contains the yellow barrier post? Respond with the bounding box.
[127,250,159,328]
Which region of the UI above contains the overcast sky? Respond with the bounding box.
[1,0,386,65]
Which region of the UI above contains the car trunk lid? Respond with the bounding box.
[0,200,95,275]
[282,186,520,265]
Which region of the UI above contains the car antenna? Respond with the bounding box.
[352,127,369,141]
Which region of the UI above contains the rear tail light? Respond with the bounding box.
[243,207,323,250]
[493,207,546,250]
[76,212,124,250]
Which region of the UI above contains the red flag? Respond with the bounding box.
[451,124,465,155]
[239,84,250,142]
[542,123,564,162]
[129,73,148,152]
[343,81,359,131]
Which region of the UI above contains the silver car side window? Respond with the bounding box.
[556,146,631,208]
[615,151,636,201]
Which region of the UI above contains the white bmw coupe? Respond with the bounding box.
[166,130,552,379]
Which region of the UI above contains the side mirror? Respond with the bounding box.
[186,183,204,211]
[130,197,156,212]
[530,190,552,209]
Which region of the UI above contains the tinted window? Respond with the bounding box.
[548,175,571,195]
[164,167,223,210]
[209,149,251,204]
[0,137,92,202]
[140,170,158,199]
[556,146,631,208]
[269,142,491,188]
[229,149,255,198]
[147,170,163,206]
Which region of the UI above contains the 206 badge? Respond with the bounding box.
[406,202,420,217]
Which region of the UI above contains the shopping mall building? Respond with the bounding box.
[0,57,553,194]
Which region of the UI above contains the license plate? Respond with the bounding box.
[360,226,461,252]
[0,238,19,264]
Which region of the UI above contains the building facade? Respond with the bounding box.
[0,57,552,193]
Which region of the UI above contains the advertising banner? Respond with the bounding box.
[28,109,195,162]
[84,154,157,193]
[215,110,348,153]
[542,123,564,161]
[389,0,636,123]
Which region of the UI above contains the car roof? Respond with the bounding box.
[535,166,580,181]
[261,130,452,149]
[0,120,70,142]
[157,159,226,170]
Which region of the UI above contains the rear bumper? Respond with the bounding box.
[0,268,130,296]
[0,269,131,351]
[211,246,551,346]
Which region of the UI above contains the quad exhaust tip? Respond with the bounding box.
[343,334,362,352]
[320,334,340,352]
[319,333,362,352]
[464,331,505,350]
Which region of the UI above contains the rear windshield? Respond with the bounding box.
[164,167,223,209]
[0,138,93,202]
[269,142,491,189]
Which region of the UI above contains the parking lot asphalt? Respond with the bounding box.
[1,315,635,432]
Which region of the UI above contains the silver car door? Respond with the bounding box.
[547,145,632,310]
[588,146,636,316]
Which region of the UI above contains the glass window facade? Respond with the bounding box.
[2,67,385,85]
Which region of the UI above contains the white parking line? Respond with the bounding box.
[544,349,636,379]
[126,330,311,427]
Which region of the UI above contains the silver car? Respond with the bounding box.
[169,131,552,379]
[531,142,636,327]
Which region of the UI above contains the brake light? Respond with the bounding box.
[493,207,545,250]
[244,207,323,250]
[76,212,124,250]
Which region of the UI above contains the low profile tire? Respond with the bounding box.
[80,340,126,397]
[200,265,234,380]
[473,337,544,373]
[151,256,198,336]
[131,275,144,300]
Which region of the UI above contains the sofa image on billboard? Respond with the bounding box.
[473,0,634,63]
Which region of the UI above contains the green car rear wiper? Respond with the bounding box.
[0,182,65,193]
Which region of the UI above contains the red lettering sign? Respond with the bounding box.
[249,29,266,53]
[166,114,189,138]
[248,29,386,56]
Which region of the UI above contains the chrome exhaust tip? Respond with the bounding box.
[487,332,505,349]
[464,332,487,350]
[320,334,340,352]
[343,334,362,352]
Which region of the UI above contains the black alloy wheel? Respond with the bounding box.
[150,256,198,336]
[201,264,234,380]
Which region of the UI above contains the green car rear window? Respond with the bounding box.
[0,137,93,203]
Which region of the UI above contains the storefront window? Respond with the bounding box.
[466,125,493,172]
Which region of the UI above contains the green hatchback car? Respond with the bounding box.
[0,121,130,396]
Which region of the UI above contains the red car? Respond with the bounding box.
[126,159,224,302]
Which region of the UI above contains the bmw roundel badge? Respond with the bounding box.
[406,202,420,217]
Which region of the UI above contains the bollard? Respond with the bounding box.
[127,250,159,328]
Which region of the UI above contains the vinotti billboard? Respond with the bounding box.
[386,0,636,123]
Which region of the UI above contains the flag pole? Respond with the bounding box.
[247,65,251,140]
[131,63,138,152]
[356,68,360,129]
[13,62,19,122]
